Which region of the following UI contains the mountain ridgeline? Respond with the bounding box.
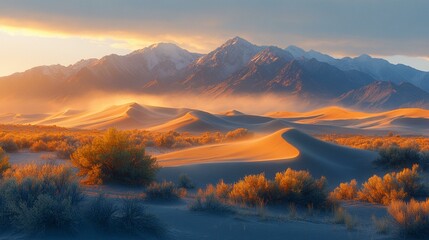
[1,37,429,110]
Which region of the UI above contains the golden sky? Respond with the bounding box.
[1,0,428,76]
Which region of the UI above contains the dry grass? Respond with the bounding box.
[145,181,186,201]
[319,134,429,152]
[388,199,429,236]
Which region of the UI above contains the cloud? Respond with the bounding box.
[0,0,428,56]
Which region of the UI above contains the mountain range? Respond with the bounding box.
[1,37,429,110]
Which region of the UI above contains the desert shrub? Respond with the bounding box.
[229,173,272,206]
[388,199,429,236]
[333,206,357,230]
[215,180,231,200]
[372,215,390,234]
[224,128,252,141]
[358,165,425,205]
[189,185,233,214]
[87,194,116,230]
[375,146,422,169]
[116,198,165,236]
[0,138,19,153]
[29,140,50,152]
[0,164,82,234]
[71,128,159,185]
[145,181,185,201]
[273,169,327,207]
[0,148,10,176]
[177,174,194,189]
[55,141,77,159]
[329,179,358,201]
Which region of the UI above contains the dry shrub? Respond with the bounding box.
[29,140,49,152]
[195,169,328,208]
[371,215,390,234]
[0,164,82,234]
[116,198,165,236]
[87,194,116,230]
[375,145,423,169]
[333,206,357,230]
[145,181,186,201]
[329,179,358,200]
[229,173,271,206]
[0,137,18,153]
[224,128,252,141]
[358,165,424,205]
[388,199,429,236]
[177,174,194,189]
[189,184,233,213]
[274,169,327,207]
[71,128,159,185]
[0,148,10,176]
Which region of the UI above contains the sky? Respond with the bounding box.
[0,0,428,76]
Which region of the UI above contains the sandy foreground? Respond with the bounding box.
[4,126,399,239]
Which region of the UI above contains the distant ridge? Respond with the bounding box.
[1,37,429,110]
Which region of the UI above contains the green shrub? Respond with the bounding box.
[71,128,159,185]
[388,199,429,236]
[145,181,185,201]
[375,146,422,169]
[178,174,194,189]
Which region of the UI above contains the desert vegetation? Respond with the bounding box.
[71,128,159,185]
[319,133,429,152]
[0,164,82,234]
[190,168,328,212]
[145,181,186,201]
[388,199,429,237]
[0,124,253,159]
[330,165,426,205]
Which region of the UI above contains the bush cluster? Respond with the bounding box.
[0,164,82,234]
[330,165,426,205]
[191,169,328,210]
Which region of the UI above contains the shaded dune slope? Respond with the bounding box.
[157,128,377,185]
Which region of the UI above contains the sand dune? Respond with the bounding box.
[1,103,427,136]
[157,128,377,185]
[157,128,300,166]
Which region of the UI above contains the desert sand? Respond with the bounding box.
[156,128,378,186]
[2,103,428,136]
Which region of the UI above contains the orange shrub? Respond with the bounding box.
[388,199,429,236]
[329,179,358,200]
[358,165,424,205]
[229,174,272,206]
[274,169,327,206]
